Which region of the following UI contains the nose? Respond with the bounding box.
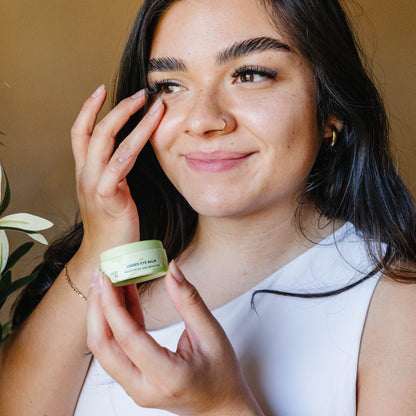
[182,90,236,137]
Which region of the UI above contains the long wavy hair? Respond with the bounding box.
[13,0,416,327]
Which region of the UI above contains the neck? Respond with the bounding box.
[178,203,338,291]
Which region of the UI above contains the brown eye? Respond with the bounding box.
[240,73,255,82]
[232,66,278,84]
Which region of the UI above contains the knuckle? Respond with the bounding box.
[139,114,155,130]
[97,179,115,200]
[115,330,131,350]
[185,284,202,307]
[92,121,107,137]
[115,141,130,157]
[158,376,183,400]
[71,124,83,138]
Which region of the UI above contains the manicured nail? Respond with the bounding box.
[148,98,163,115]
[169,260,185,284]
[91,84,105,98]
[118,151,133,163]
[131,89,146,100]
[91,267,100,287]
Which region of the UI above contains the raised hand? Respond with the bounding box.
[71,85,164,261]
[86,261,265,416]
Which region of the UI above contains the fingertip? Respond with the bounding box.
[168,260,185,285]
[91,84,106,98]
[87,267,103,299]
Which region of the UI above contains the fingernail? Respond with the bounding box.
[169,260,184,284]
[148,98,163,115]
[131,89,146,100]
[118,151,133,163]
[91,84,105,98]
[98,272,103,293]
[91,267,100,287]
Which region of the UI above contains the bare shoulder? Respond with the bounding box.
[357,271,416,414]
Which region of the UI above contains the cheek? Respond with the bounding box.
[230,89,320,149]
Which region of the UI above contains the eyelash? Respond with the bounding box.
[148,65,278,95]
[231,65,278,83]
[147,80,181,96]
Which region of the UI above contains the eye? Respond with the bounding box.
[148,80,184,95]
[232,66,278,84]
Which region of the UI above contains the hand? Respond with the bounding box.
[70,85,165,260]
[86,261,264,416]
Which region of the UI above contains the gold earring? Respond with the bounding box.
[329,127,337,147]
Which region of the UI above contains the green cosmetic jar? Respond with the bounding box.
[100,240,168,286]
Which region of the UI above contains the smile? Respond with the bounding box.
[184,151,254,173]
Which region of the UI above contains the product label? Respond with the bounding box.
[101,248,168,284]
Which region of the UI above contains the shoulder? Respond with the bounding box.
[357,270,416,414]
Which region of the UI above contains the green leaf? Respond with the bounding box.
[2,242,34,275]
[0,269,12,308]
[0,321,12,342]
[0,271,38,306]
[0,163,11,216]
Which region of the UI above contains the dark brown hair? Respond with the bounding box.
[13,0,416,326]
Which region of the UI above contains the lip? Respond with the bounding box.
[184,151,254,173]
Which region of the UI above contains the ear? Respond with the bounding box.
[323,116,343,139]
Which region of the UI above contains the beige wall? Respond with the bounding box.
[0,1,415,318]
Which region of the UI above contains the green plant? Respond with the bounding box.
[0,163,53,341]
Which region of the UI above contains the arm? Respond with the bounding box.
[0,86,165,415]
[357,274,416,415]
[87,260,265,416]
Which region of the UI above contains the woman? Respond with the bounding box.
[1,0,416,414]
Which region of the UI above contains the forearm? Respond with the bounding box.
[0,254,95,416]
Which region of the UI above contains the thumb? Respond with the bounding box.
[164,260,225,345]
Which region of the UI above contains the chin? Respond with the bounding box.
[185,194,256,218]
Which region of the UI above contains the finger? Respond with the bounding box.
[86,270,143,390]
[165,260,227,350]
[100,274,174,374]
[96,98,165,213]
[71,85,107,178]
[124,284,145,329]
[84,89,148,177]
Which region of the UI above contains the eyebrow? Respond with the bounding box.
[147,36,291,73]
[217,36,292,65]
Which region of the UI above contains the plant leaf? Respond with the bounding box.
[0,163,11,216]
[2,242,34,275]
[0,271,38,306]
[0,230,9,274]
[0,213,53,232]
[0,227,49,244]
[0,321,12,342]
[0,269,12,308]
[25,232,48,245]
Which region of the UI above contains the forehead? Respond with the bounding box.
[150,0,283,58]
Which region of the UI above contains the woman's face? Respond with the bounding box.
[148,0,326,218]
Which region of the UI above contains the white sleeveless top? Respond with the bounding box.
[75,223,381,416]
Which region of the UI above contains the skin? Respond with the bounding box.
[1,0,416,415]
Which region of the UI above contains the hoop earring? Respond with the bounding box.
[329,127,337,148]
